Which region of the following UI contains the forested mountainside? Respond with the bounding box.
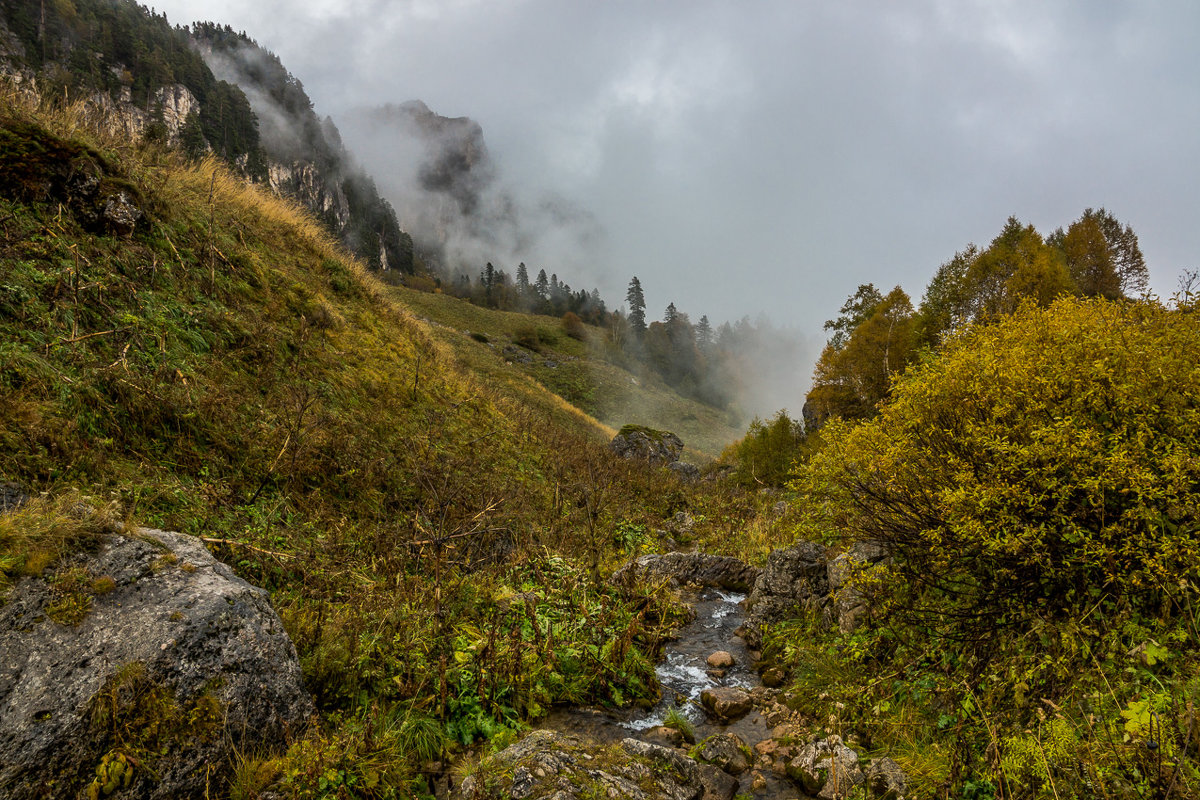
[0,0,412,273]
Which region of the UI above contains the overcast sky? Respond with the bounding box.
[151,0,1198,340]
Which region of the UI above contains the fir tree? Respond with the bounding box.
[626,277,647,338]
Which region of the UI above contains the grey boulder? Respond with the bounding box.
[0,528,313,799]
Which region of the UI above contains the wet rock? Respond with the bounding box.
[700,687,753,723]
[644,725,688,749]
[0,528,313,799]
[741,541,828,648]
[612,553,760,592]
[785,736,864,799]
[866,757,908,799]
[692,732,751,775]
[609,425,684,466]
[761,666,787,687]
[750,771,768,791]
[706,651,735,668]
[460,731,707,800]
[697,764,738,800]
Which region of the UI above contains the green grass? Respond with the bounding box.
[0,87,776,798]
[391,287,743,459]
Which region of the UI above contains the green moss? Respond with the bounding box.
[87,662,226,794]
[46,565,95,625]
[616,424,674,442]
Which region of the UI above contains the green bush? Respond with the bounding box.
[796,297,1200,646]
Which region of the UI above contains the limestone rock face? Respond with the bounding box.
[741,541,828,648]
[83,83,200,148]
[0,528,313,799]
[612,553,760,592]
[268,160,352,231]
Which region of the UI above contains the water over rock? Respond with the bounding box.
[0,528,313,799]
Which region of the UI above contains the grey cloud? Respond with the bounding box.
[152,0,1200,411]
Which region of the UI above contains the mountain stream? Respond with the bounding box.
[541,587,793,797]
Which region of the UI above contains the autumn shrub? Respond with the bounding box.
[561,311,586,341]
[788,296,1200,796]
[798,297,1200,645]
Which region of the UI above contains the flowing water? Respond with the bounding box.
[541,588,793,796]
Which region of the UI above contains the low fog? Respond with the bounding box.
[151,0,1198,419]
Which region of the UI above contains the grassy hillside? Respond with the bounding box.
[394,287,744,460]
[0,85,787,798]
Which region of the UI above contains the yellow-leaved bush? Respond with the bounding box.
[794,296,1200,647]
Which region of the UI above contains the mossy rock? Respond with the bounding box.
[0,118,146,235]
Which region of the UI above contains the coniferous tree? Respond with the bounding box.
[696,315,713,352]
[515,262,530,297]
[626,277,647,338]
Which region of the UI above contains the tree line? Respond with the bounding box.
[426,263,788,413]
[804,208,1149,429]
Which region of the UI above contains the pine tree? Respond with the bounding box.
[664,302,678,323]
[696,315,713,352]
[535,269,549,299]
[626,277,647,338]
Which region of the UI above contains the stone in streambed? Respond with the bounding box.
[692,732,751,775]
[786,736,865,799]
[706,650,735,668]
[700,686,753,723]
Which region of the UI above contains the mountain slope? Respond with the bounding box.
[0,0,413,275]
[0,83,765,798]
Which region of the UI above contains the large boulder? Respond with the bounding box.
[612,553,760,592]
[609,425,685,466]
[0,528,313,799]
[740,541,828,648]
[785,736,865,799]
[458,730,709,800]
